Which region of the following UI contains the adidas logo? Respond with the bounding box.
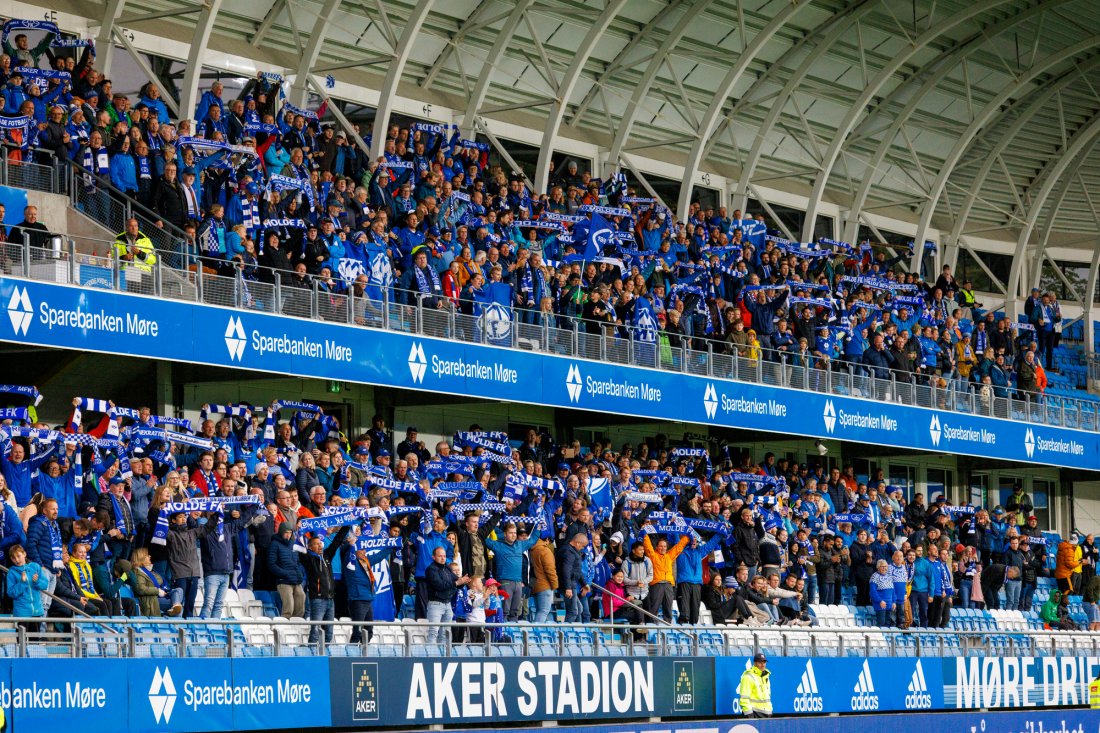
[224,316,246,361]
[929,415,941,447]
[905,660,932,709]
[408,342,427,384]
[793,659,823,712]
[822,400,836,433]
[703,383,718,419]
[6,286,32,336]
[565,364,582,403]
[850,660,879,711]
[149,666,177,724]
[1024,428,1036,459]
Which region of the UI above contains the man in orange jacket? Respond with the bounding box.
[643,529,690,622]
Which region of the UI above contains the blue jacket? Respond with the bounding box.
[342,545,391,601]
[25,514,62,574]
[743,290,788,336]
[414,531,453,578]
[674,535,722,585]
[199,507,253,574]
[32,470,79,519]
[910,557,936,594]
[870,575,895,608]
[2,445,57,506]
[7,561,48,616]
[0,504,25,557]
[485,534,540,582]
[268,534,304,585]
[110,152,138,193]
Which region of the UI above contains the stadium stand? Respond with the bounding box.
[0,8,1096,686]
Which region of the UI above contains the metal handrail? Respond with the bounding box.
[5,233,1097,432]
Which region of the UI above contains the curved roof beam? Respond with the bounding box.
[460,0,537,136]
[909,35,1100,268]
[1027,145,1100,289]
[800,0,1017,244]
[1005,111,1100,301]
[370,0,438,159]
[179,0,224,124]
[676,0,815,220]
[733,0,880,214]
[604,0,714,176]
[841,0,1071,244]
[289,0,344,106]
[943,56,1100,253]
[533,0,631,194]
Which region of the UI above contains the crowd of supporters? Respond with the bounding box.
[0,17,1070,407]
[0,388,1096,639]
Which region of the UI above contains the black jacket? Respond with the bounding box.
[425,559,458,603]
[300,526,351,599]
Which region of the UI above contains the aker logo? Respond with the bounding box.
[673,660,695,712]
[148,666,177,724]
[929,415,941,447]
[566,364,583,403]
[224,316,246,361]
[905,660,932,709]
[7,286,32,336]
[793,659,823,712]
[822,400,836,433]
[1024,428,1036,458]
[850,660,879,711]
[408,342,427,384]
[352,662,380,721]
[703,384,718,419]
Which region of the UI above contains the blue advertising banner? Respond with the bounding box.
[327,656,713,727]
[126,658,235,733]
[714,656,942,715]
[1,277,1097,471]
[458,708,1100,733]
[942,655,1100,709]
[6,658,126,733]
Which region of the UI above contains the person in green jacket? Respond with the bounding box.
[1040,590,1061,624]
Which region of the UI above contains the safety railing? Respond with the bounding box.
[3,232,1096,432]
[3,617,1099,660]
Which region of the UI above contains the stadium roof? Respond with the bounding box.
[64,0,1100,284]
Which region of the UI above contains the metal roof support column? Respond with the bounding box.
[95,0,127,76]
[370,0,438,160]
[533,0,631,195]
[460,0,536,138]
[1005,114,1100,312]
[178,0,224,125]
[800,0,1013,244]
[908,36,1100,270]
[289,0,343,107]
[677,0,814,221]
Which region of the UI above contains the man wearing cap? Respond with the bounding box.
[738,653,772,718]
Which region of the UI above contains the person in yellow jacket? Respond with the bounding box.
[738,653,772,718]
[1089,669,1100,709]
[643,529,689,622]
[113,216,157,273]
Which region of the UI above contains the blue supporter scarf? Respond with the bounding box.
[151,495,260,545]
[2,19,93,47]
[137,155,151,180]
[632,469,670,486]
[294,508,363,551]
[140,566,167,592]
[362,474,419,494]
[453,432,509,455]
[0,385,40,405]
[684,518,731,536]
[413,265,441,295]
[47,519,63,568]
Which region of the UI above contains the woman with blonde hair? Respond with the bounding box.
[131,546,184,617]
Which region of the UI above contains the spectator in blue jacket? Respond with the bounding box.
[268,522,305,618]
[908,547,935,627]
[109,136,138,196]
[1,440,57,508]
[31,451,79,520]
[870,559,896,626]
[743,287,788,354]
[559,531,589,623]
[675,532,724,625]
[342,535,393,642]
[25,499,63,614]
[7,544,49,628]
[199,504,256,618]
[485,521,541,621]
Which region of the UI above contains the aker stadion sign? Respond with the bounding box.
[328,657,713,726]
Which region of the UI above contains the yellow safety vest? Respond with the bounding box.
[1089,679,1100,709]
[738,666,772,715]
